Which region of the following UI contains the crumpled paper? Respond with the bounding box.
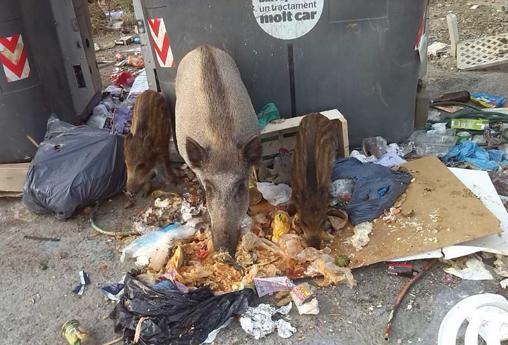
[346,222,373,251]
[444,257,494,280]
[239,303,296,339]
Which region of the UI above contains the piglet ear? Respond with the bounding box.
[186,137,208,169]
[242,136,262,166]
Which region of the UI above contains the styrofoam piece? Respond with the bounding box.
[392,168,508,261]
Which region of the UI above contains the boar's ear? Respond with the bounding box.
[186,137,208,169]
[242,136,262,166]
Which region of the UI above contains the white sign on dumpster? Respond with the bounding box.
[252,0,324,40]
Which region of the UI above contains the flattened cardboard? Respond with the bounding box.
[332,156,501,268]
[0,163,29,196]
[393,168,508,261]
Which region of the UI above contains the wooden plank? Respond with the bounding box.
[0,163,30,193]
[447,13,459,58]
[321,109,349,157]
[332,156,501,268]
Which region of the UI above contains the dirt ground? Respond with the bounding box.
[1,1,508,345]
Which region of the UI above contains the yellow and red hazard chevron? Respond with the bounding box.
[0,33,31,82]
[147,18,175,68]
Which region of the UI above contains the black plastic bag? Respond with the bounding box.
[110,274,253,345]
[22,115,126,219]
[332,158,412,225]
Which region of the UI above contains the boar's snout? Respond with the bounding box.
[125,163,155,196]
[210,216,241,254]
[206,182,249,254]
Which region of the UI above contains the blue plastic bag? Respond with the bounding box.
[442,141,506,171]
[331,158,412,225]
[471,92,506,108]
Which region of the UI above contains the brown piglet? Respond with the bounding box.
[290,113,340,248]
[124,90,176,196]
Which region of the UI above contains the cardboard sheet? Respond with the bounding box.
[332,156,501,268]
[0,163,29,197]
[393,167,508,261]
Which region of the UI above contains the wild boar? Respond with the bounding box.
[124,90,176,196]
[175,45,262,254]
[290,113,340,248]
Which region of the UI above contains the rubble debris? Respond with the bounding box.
[72,271,91,296]
[239,303,296,340]
[110,274,253,345]
[347,222,373,251]
[444,256,494,280]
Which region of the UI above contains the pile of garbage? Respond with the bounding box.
[120,174,357,294]
[87,67,148,136]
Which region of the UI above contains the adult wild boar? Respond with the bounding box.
[124,90,176,196]
[290,113,340,248]
[175,45,262,254]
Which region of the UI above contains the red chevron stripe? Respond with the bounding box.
[147,18,161,37]
[0,46,27,77]
[152,34,169,64]
[0,34,19,53]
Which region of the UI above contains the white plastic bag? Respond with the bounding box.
[121,223,198,271]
